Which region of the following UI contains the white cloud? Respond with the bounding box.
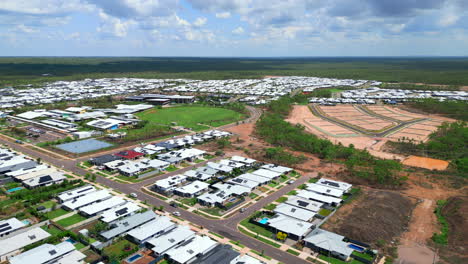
[15,24,39,33]
[232,26,244,34]
[216,12,231,18]
[97,11,135,38]
[193,17,207,27]
[0,0,90,15]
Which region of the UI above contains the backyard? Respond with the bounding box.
[56,213,87,227]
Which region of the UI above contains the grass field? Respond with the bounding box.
[56,213,87,227]
[46,208,69,219]
[136,106,244,131]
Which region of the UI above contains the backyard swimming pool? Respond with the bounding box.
[348,244,365,252]
[7,187,23,193]
[259,217,269,224]
[22,220,31,225]
[126,253,143,263]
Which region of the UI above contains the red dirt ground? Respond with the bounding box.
[402,156,449,171]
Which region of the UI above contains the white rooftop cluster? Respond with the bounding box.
[0,78,185,109]
[342,87,468,101]
[164,76,374,96]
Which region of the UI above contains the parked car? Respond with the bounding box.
[288,180,295,184]
[173,211,181,216]
[170,202,178,208]
[130,193,138,198]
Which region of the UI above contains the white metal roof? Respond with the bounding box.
[0,227,51,257]
[273,203,316,222]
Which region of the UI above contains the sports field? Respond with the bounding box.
[136,106,244,131]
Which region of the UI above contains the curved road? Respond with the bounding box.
[309,104,427,137]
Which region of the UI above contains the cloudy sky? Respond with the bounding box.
[1,0,468,56]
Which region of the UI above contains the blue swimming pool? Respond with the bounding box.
[259,217,269,224]
[7,187,23,193]
[126,253,143,263]
[348,244,365,252]
[22,220,31,225]
[66,238,76,244]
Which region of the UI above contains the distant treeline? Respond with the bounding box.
[408,99,468,121]
[2,57,468,86]
[255,95,405,187]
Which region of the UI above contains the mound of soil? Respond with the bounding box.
[323,189,414,245]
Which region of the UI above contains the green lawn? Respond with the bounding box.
[179,197,198,206]
[275,196,288,203]
[287,249,301,256]
[41,225,63,236]
[268,181,279,188]
[74,242,86,250]
[200,207,223,216]
[38,201,56,209]
[102,239,138,260]
[249,193,259,199]
[263,203,277,211]
[46,208,69,219]
[318,208,333,217]
[136,106,244,131]
[239,217,274,238]
[56,213,87,227]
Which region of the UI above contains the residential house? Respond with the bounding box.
[0,227,51,262]
[303,229,354,261]
[265,214,313,240]
[100,202,141,224]
[0,218,25,238]
[9,242,86,264]
[127,215,176,245]
[153,175,188,195]
[62,190,112,211]
[148,226,196,257]
[165,235,218,264]
[273,204,316,222]
[100,211,157,241]
[173,180,210,198]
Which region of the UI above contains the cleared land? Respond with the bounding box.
[322,189,414,246]
[136,106,244,131]
[287,104,455,169]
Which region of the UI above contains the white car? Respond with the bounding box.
[130,193,138,198]
[173,211,181,216]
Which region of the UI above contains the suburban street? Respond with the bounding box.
[0,105,318,264]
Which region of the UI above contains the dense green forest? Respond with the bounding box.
[389,121,468,174]
[255,95,404,187]
[408,99,468,121]
[2,57,468,86]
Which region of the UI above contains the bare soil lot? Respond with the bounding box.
[288,105,454,169]
[402,156,449,171]
[322,189,415,246]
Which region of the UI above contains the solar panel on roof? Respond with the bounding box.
[115,208,129,216]
[39,175,53,183]
[0,226,12,233]
[77,187,94,193]
[322,180,340,187]
[297,200,309,207]
[0,223,10,228]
